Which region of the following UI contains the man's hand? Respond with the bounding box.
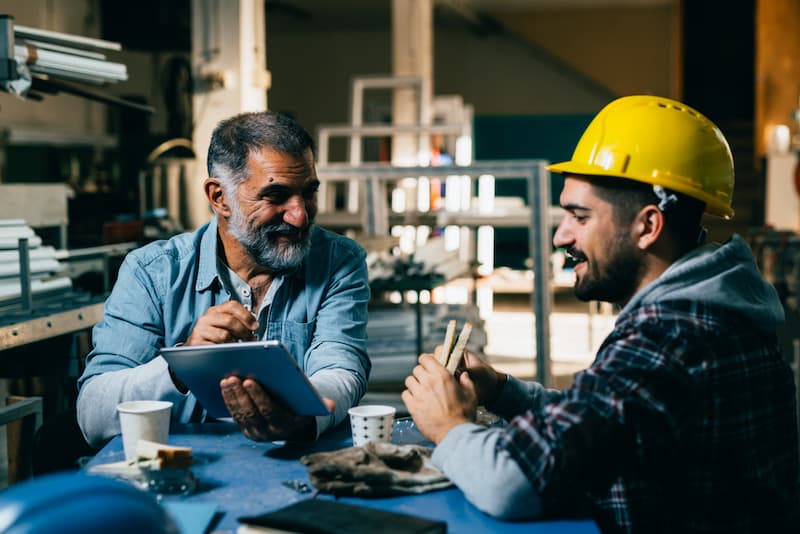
[220,375,335,442]
[402,354,478,444]
[185,301,259,345]
[460,351,507,407]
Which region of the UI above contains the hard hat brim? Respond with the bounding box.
[547,160,734,219]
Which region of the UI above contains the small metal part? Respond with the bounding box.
[282,479,312,494]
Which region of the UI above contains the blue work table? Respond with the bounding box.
[86,421,600,533]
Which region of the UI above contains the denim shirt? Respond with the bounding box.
[77,217,370,447]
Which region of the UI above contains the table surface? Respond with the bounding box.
[87,420,600,533]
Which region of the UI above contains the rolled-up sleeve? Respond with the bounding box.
[76,254,189,447]
[432,423,542,519]
[304,238,371,435]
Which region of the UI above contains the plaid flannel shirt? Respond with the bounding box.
[500,300,799,533]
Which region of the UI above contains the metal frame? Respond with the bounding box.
[0,15,17,82]
[0,396,42,429]
[0,395,43,482]
[0,237,129,350]
[316,75,472,213]
[318,76,429,214]
[316,160,553,385]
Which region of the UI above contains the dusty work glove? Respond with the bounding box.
[300,442,452,497]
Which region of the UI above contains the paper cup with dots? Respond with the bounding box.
[348,405,396,446]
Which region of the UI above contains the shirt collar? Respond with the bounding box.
[196,215,221,292]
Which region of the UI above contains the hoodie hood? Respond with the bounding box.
[617,234,784,332]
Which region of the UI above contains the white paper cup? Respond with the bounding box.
[348,405,396,446]
[117,400,173,461]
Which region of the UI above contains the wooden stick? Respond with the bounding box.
[446,322,472,374]
[439,319,457,366]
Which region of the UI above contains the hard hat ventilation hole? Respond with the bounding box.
[620,154,630,173]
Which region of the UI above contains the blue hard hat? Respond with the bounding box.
[0,472,179,534]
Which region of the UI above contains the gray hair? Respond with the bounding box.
[206,111,316,189]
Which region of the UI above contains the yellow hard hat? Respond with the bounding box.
[548,95,735,218]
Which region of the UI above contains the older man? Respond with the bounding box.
[78,111,370,446]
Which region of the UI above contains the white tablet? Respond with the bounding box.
[160,340,330,419]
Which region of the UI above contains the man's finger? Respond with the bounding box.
[418,353,445,371]
[190,324,232,345]
[206,302,259,338]
[217,313,258,341]
[221,376,259,423]
[401,389,417,410]
[242,378,275,418]
[459,370,476,392]
[463,351,482,368]
[404,373,421,394]
[411,363,438,388]
[219,301,260,330]
[190,308,257,344]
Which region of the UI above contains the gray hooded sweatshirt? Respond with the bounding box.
[430,235,786,520]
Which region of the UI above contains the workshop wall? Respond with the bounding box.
[266,5,673,130]
[490,5,676,100]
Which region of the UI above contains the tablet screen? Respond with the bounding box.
[160,340,330,418]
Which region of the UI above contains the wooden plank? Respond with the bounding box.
[0,302,103,350]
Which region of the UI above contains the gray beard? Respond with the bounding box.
[227,211,312,275]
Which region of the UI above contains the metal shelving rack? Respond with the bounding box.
[313,75,558,385]
[316,160,555,386]
[0,14,152,111]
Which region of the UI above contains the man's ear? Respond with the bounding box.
[632,205,664,250]
[204,178,230,216]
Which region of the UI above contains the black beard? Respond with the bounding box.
[572,236,642,305]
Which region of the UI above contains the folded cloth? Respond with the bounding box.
[300,442,452,497]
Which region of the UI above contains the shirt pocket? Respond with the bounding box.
[277,319,315,366]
